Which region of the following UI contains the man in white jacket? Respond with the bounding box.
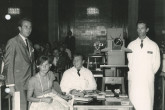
[127,20,160,110]
[60,53,97,96]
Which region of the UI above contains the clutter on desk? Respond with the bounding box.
[74,96,93,102]
[105,97,130,105]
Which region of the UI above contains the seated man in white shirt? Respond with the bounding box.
[60,53,97,97]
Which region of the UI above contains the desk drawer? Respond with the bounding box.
[105,77,123,84]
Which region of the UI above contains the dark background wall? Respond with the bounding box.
[0,0,165,52]
[0,0,48,44]
[31,0,48,44]
[59,0,128,54]
[0,0,32,43]
[138,0,155,41]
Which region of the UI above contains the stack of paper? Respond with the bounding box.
[97,95,105,100]
[74,96,92,102]
[84,93,98,97]
[119,94,128,98]
[106,97,121,102]
[106,97,130,105]
[105,90,114,97]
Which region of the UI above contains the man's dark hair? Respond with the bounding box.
[18,18,32,27]
[136,20,149,28]
[67,30,72,36]
[73,53,85,61]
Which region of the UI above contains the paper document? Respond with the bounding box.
[74,96,92,102]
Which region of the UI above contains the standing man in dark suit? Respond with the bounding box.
[2,18,35,110]
[65,30,75,56]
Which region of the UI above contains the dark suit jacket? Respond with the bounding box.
[3,35,35,90]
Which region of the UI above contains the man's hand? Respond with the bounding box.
[42,97,53,104]
[70,89,85,97]
[0,75,5,80]
[69,89,77,94]
[62,95,72,101]
[9,86,15,96]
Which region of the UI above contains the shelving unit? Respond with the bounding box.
[87,54,106,72]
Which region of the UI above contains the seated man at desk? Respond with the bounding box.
[60,53,97,96]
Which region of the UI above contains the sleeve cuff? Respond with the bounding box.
[6,84,15,87]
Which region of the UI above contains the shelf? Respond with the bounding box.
[100,65,128,68]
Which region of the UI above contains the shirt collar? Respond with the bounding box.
[73,66,84,71]
[137,36,148,42]
[19,33,28,41]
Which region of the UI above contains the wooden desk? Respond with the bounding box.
[74,98,133,110]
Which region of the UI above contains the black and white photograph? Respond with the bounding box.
[0,0,164,110]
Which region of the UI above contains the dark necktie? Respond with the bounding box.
[25,39,29,52]
[140,40,143,48]
[77,69,80,76]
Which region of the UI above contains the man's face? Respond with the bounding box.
[137,23,149,39]
[53,49,59,57]
[19,20,32,38]
[73,56,84,69]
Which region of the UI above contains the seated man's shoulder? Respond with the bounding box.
[64,67,73,74]
[82,67,92,73]
[83,67,91,71]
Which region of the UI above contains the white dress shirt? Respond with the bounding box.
[60,66,97,94]
[19,33,27,45]
[19,33,32,56]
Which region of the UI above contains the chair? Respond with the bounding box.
[101,77,125,94]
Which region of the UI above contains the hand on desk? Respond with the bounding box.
[70,89,85,97]
[62,94,72,101]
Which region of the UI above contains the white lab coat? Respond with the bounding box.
[60,67,97,94]
[127,37,160,110]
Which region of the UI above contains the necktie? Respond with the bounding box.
[25,39,29,52]
[77,69,80,76]
[140,40,143,48]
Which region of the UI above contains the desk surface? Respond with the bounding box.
[100,65,128,68]
[88,54,105,57]
[74,97,133,110]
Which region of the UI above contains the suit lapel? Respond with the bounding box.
[16,35,32,61]
[27,39,34,60]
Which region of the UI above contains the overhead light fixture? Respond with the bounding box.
[87,7,99,15]
[5,14,11,20]
[8,8,20,15]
